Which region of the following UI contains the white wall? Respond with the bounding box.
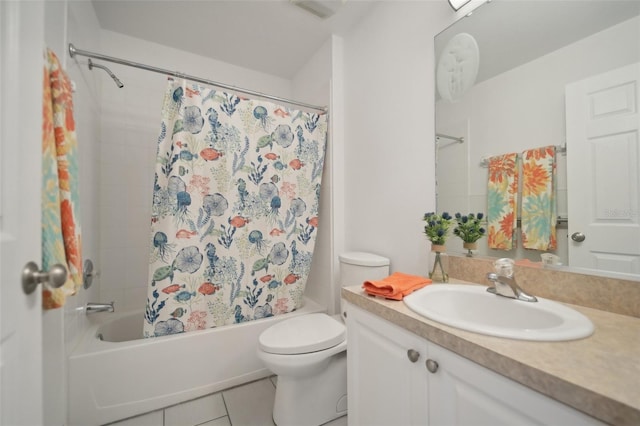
[290,37,338,313]
[342,1,459,276]
[42,1,103,424]
[97,30,294,310]
[436,15,640,264]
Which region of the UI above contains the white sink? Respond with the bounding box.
[403,284,594,341]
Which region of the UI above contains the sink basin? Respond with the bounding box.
[403,284,594,341]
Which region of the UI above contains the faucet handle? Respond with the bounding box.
[493,258,515,278]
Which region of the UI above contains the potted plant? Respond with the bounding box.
[423,212,453,250]
[423,212,453,282]
[453,212,486,256]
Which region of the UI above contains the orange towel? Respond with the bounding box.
[362,272,432,301]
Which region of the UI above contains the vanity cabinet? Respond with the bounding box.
[345,302,604,426]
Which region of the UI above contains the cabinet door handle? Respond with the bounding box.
[426,358,439,373]
[407,349,420,363]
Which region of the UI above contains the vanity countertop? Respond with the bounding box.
[342,284,640,426]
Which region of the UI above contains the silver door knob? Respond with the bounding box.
[571,232,586,242]
[407,349,420,363]
[426,358,439,373]
[22,262,67,295]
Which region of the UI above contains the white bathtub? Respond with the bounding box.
[68,297,325,426]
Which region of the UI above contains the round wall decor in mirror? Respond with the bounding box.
[436,32,479,103]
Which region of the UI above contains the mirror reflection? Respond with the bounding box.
[435,0,640,278]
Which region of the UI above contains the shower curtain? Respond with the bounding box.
[144,79,327,338]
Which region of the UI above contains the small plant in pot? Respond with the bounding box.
[423,212,453,251]
[453,212,486,256]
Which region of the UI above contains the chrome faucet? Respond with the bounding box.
[486,258,537,302]
[86,302,115,314]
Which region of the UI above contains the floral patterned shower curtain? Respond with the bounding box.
[144,79,327,338]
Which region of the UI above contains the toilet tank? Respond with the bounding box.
[338,252,390,288]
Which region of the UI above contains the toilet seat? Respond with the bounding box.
[258,313,346,355]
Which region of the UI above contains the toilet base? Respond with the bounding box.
[273,351,347,426]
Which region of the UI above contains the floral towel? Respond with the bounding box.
[42,49,83,309]
[521,146,557,250]
[487,153,519,250]
[144,79,327,338]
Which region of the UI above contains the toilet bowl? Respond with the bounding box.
[257,252,390,426]
[258,313,348,426]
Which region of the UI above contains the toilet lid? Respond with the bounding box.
[259,313,346,355]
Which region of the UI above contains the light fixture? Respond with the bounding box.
[448,0,471,11]
[290,0,345,19]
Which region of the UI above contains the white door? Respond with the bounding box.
[0,1,45,425]
[566,63,640,274]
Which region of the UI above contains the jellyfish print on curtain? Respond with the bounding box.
[143,78,328,338]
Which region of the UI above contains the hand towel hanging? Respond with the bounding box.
[487,153,519,250]
[521,146,557,250]
[42,49,83,309]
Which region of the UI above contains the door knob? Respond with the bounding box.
[22,262,67,295]
[407,349,420,363]
[571,232,586,242]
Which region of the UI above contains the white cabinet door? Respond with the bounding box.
[346,303,428,426]
[566,63,640,274]
[427,343,604,426]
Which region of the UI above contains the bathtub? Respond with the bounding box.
[68,297,325,426]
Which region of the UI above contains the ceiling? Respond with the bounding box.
[93,0,640,84]
[436,0,640,85]
[92,0,377,79]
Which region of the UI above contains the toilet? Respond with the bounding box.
[257,252,390,426]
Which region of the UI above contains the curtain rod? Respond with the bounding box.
[68,43,328,113]
[436,133,464,143]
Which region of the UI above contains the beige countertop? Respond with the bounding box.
[342,283,640,426]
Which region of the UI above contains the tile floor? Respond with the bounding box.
[108,376,348,426]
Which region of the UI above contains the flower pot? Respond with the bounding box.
[431,244,447,253]
[463,241,477,257]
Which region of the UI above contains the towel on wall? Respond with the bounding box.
[521,146,557,250]
[487,152,519,250]
[42,49,83,309]
[362,272,431,300]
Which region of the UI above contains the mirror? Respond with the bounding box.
[435,0,640,278]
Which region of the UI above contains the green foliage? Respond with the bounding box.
[453,212,486,243]
[423,212,453,246]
